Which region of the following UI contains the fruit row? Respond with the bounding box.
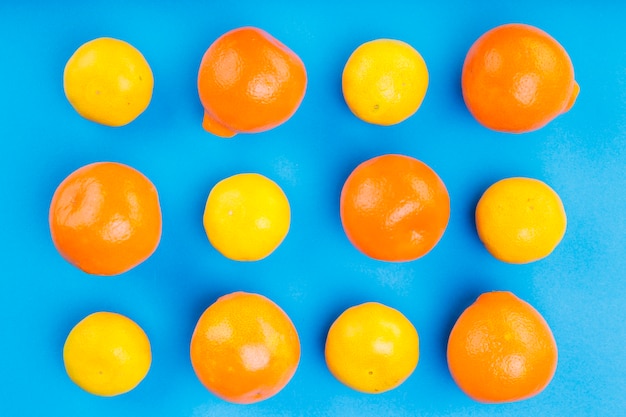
[64,24,578,134]
[54,21,577,406]
[63,289,557,403]
[49,154,567,274]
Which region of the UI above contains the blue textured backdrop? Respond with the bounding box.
[1,1,624,416]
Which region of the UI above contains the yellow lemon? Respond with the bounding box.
[203,173,291,261]
[325,302,419,394]
[475,177,567,264]
[63,311,152,396]
[342,39,429,125]
[63,37,154,126]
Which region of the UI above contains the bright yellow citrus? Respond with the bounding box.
[475,177,567,263]
[203,173,291,261]
[63,311,152,396]
[325,302,419,393]
[64,37,154,126]
[342,39,428,125]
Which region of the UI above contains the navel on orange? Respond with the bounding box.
[462,23,579,133]
[197,26,307,138]
[447,291,558,403]
[340,154,450,262]
[190,291,301,404]
[49,162,162,276]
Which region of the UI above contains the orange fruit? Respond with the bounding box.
[325,302,419,394]
[197,26,307,138]
[190,291,301,404]
[340,154,450,262]
[49,162,162,276]
[63,311,152,396]
[462,23,579,133]
[447,291,558,403]
[475,177,567,263]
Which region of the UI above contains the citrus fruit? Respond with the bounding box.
[447,291,558,403]
[475,177,567,264]
[63,311,152,396]
[462,23,579,133]
[190,291,301,404]
[340,154,450,262]
[325,302,419,393]
[63,37,154,127]
[197,26,307,137]
[49,161,162,276]
[203,173,290,261]
[342,39,428,125]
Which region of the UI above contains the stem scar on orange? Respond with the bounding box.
[49,162,162,276]
[197,26,307,138]
[190,291,301,404]
[340,154,450,262]
[462,23,579,133]
[447,291,558,403]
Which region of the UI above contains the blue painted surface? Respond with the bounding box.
[0,1,624,416]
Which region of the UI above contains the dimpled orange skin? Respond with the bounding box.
[190,292,301,404]
[462,23,579,133]
[340,154,450,262]
[49,162,162,276]
[197,26,307,138]
[447,291,558,403]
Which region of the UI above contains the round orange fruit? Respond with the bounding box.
[190,291,301,404]
[462,23,579,133]
[447,291,558,403]
[197,26,307,138]
[340,154,450,262]
[49,162,162,276]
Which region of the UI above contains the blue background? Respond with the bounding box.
[1,1,624,416]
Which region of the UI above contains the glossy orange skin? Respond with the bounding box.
[49,162,162,276]
[197,26,307,137]
[190,292,301,404]
[340,154,450,262]
[462,23,579,133]
[447,291,558,403]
